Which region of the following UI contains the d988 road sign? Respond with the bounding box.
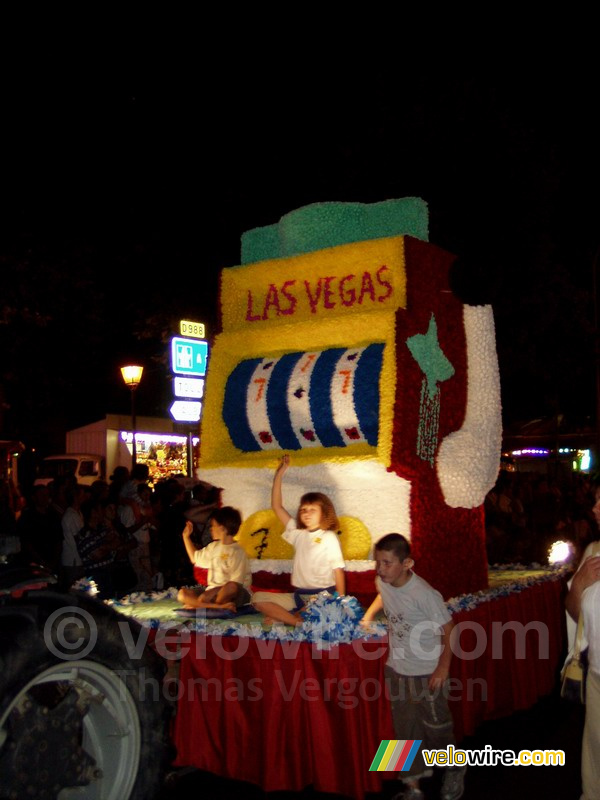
[171,337,208,377]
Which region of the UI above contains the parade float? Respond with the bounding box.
[115,199,567,799]
[198,197,501,601]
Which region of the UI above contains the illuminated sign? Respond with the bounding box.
[171,337,208,376]
[120,431,199,445]
[180,319,205,339]
[173,377,204,399]
[170,400,202,422]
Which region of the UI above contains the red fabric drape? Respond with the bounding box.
[449,578,566,739]
[172,637,392,797]
[171,578,567,799]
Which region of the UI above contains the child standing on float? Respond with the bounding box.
[252,454,346,627]
[361,534,464,800]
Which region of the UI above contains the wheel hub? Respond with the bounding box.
[0,683,99,799]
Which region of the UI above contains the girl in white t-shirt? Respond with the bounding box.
[252,454,346,627]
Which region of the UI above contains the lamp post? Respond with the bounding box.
[121,365,144,467]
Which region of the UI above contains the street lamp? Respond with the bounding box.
[121,365,144,467]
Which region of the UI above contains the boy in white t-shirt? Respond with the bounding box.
[362,533,464,800]
[177,506,251,612]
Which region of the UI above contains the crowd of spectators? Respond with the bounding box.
[1,467,221,598]
[484,467,600,565]
[4,462,599,597]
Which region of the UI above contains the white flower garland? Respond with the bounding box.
[105,565,569,647]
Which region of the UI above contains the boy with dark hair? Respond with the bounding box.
[177,506,251,612]
[362,533,465,800]
[211,506,243,538]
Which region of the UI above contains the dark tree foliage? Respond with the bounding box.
[0,234,215,452]
[2,69,600,452]
[0,239,107,448]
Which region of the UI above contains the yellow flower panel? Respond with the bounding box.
[200,312,397,469]
[221,236,407,332]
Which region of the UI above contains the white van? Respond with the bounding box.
[35,454,106,487]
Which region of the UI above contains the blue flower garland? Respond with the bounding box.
[102,566,571,644]
[71,577,99,596]
[445,564,572,615]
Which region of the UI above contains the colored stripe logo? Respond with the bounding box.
[369,739,422,771]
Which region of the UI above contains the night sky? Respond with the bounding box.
[2,66,599,454]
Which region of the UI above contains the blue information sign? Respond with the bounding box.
[171,337,208,377]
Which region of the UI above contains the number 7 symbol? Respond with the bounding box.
[338,370,351,394]
[254,378,266,401]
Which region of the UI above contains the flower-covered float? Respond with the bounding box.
[146,201,567,800]
[198,197,503,602]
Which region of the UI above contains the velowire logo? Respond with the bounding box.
[369,739,422,771]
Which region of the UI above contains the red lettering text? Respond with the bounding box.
[262,284,280,320]
[279,280,298,315]
[245,266,394,324]
[358,271,375,304]
[323,276,336,309]
[339,274,356,306]
[304,278,323,314]
[246,290,261,322]
[376,265,393,302]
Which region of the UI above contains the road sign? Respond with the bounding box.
[180,319,205,339]
[173,377,204,399]
[170,400,202,422]
[171,337,208,376]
